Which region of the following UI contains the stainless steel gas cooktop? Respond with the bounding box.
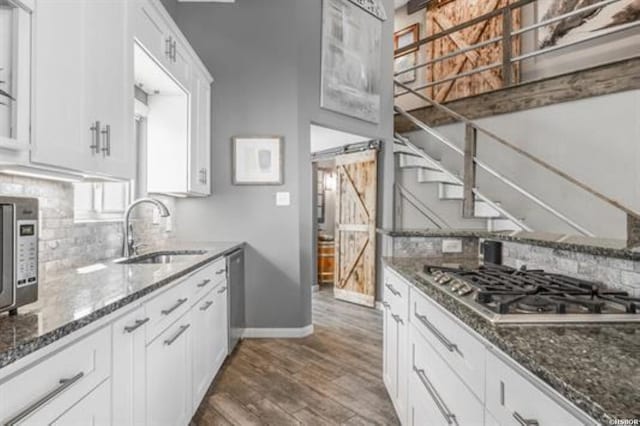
[420,263,640,324]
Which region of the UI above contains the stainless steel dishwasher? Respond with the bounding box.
[226,248,245,353]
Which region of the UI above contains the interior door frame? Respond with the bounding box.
[310,140,381,303]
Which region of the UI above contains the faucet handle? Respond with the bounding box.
[132,243,148,255]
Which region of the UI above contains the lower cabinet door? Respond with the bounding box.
[396,314,408,425]
[51,379,111,426]
[112,306,148,426]
[382,303,397,399]
[211,283,229,377]
[409,326,484,426]
[146,313,193,426]
[192,290,217,409]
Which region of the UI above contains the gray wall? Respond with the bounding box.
[401,89,640,240]
[166,0,394,328]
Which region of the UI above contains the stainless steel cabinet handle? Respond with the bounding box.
[165,37,172,59]
[100,124,111,156]
[161,298,187,315]
[199,168,207,184]
[171,40,177,62]
[385,282,401,297]
[124,317,149,333]
[391,313,404,325]
[217,286,227,294]
[5,372,85,426]
[414,311,459,354]
[197,279,211,288]
[164,324,190,346]
[89,121,101,154]
[200,301,213,311]
[513,412,539,426]
[382,301,390,309]
[215,268,226,275]
[413,366,458,426]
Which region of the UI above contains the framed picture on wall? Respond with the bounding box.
[394,24,419,84]
[232,136,284,185]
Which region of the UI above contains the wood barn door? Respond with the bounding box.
[334,150,378,307]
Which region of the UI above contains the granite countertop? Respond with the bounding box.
[0,241,244,371]
[384,257,640,424]
[378,228,640,261]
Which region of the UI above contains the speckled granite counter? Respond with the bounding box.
[378,228,640,261]
[0,241,244,370]
[384,257,640,424]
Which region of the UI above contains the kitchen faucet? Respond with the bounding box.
[123,197,171,257]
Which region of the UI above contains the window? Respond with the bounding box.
[73,181,131,222]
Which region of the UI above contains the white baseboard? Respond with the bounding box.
[242,325,314,339]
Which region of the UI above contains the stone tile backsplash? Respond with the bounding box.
[0,175,174,276]
[502,241,640,297]
[391,236,479,259]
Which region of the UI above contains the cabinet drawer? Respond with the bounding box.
[146,277,193,342]
[410,288,485,400]
[409,326,483,426]
[383,267,409,320]
[0,327,111,425]
[485,350,588,426]
[191,258,226,301]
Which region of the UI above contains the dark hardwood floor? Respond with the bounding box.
[191,287,400,425]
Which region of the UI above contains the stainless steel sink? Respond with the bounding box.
[115,250,207,265]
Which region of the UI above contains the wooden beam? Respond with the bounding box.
[395,57,640,132]
[501,8,513,87]
[462,124,477,218]
[628,214,640,249]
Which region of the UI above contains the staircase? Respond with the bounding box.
[393,134,526,233]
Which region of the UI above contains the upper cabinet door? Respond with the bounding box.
[31,1,94,172]
[85,0,134,178]
[32,0,134,179]
[188,71,211,195]
[133,0,168,66]
[0,1,32,151]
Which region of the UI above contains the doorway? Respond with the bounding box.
[311,126,379,308]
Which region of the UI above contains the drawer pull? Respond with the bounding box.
[413,366,458,426]
[513,412,539,426]
[6,372,85,425]
[217,286,227,294]
[124,317,150,333]
[382,301,390,309]
[385,282,401,297]
[200,301,214,311]
[414,310,459,354]
[161,298,188,316]
[197,279,211,288]
[392,313,404,325]
[215,268,226,275]
[164,324,190,346]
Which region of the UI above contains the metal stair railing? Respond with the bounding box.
[394,134,531,232]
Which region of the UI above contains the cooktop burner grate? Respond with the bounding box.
[424,264,640,316]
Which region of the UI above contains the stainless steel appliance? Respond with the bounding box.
[227,248,244,353]
[0,196,38,315]
[422,263,640,324]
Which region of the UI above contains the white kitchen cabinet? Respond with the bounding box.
[211,282,229,377]
[485,350,586,426]
[146,312,193,426]
[188,70,212,195]
[31,0,134,179]
[51,379,111,426]
[0,327,111,425]
[112,306,148,426]
[382,269,409,425]
[0,0,32,152]
[192,290,217,409]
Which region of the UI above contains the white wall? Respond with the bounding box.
[310,124,369,153]
[402,89,640,239]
